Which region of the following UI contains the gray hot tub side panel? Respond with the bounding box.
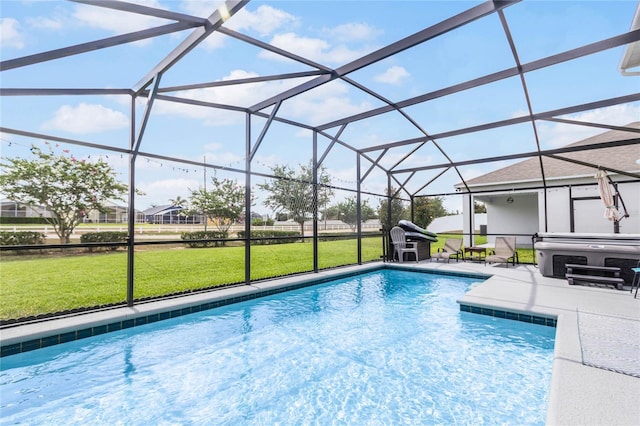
[535,241,640,279]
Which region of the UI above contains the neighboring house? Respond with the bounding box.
[83,203,146,224]
[143,205,204,224]
[455,123,640,247]
[1,199,145,223]
[0,200,53,218]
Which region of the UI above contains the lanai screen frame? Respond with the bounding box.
[1,0,639,307]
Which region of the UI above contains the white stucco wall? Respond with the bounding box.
[462,193,538,247]
[540,182,639,234]
[484,194,538,246]
[463,179,640,244]
[543,187,570,232]
[611,180,639,234]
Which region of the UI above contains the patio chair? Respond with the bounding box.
[485,236,518,267]
[431,238,463,263]
[631,261,640,299]
[390,226,419,263]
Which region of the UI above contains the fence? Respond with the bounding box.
[0,222,382,239]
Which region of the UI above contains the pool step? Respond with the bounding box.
[565,264,624,290]
[566,273,624,290]
[565,264,621,276]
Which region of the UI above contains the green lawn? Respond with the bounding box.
[0,235,535,320]
[0,237,382,319]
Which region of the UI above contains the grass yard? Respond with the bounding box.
[0,234,535,320]
[0,237,382,320]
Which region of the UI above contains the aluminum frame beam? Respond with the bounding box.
[0,22,197,72]
[317,28,640,131]
[70,0,208,25]
[392,137,640,175]
[360,93,640,154]
[249,0,517,113]
[133,0,249,92]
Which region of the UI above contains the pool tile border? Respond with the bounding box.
[459,304,557,327]
[1,265,546,357]
[1,269,376,357]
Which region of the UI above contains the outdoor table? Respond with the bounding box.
[464,246,487,262]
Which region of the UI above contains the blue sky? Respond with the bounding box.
[1,0,639,214]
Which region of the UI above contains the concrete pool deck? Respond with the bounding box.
[2,260,639,425]
[422,260,640,426]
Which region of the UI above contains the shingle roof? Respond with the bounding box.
[462,123,640,187]
[142,205,182,215]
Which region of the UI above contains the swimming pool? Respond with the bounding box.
[1,269,555,425]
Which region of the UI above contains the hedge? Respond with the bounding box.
[0,231,46,246]
[0,217,50,225]
[236,230,301,245]
[251,218,275,226]
[181,231,228,248]
[80,232,128,251]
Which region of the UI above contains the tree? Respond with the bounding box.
[323,204,341,221]
[377,187,408,230]
[188,177,247,235]
[170,195,188,220]
[258,162,333,236]
[0,145,128,244]
[413,196,449,228]
[334,196,377,232]
[169,195,188,208]
[474,200,487,213]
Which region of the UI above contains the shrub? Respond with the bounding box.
[237,230,301,245]
[0,231,46,246]
[80,232,128,251]
[0,216,50,225]
[251,218,275,226]
[181,231,228,248]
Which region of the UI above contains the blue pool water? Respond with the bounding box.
[1,270,555,425]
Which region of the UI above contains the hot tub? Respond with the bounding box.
[534,233,640,285]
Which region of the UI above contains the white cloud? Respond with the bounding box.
[539,104,640,148]
[42,103,129,134]
[26,16,63,30]
[138,177,200,207]
[510,108,530,119]
[203,142,223,151]
[153,69,305,125]
[323,22,381,42]
[203,145,242,168]
[259,32,373,65]
[180,3,297,50]
[229,5,298,36]
[73,0,167,45]
[1,18,25,49]
[283,81,373,124]
[179,0,225,18]
[374,66,410,85]
[294,128,313,138]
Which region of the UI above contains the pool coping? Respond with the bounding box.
[2,260,639,425]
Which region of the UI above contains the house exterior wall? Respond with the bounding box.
[464,180,639,244]
[484,193,538,247]
[616,181,640,234]
[462,193,537,247]
[543,187,571,232]
[571,181,639,234]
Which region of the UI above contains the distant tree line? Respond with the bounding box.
[1,147,453,245]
